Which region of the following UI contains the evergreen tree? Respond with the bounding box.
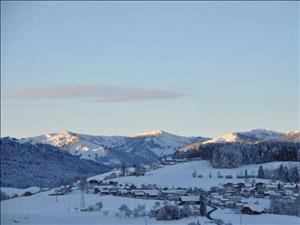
[192,170,197,178]
[133,164,144,176]
[278,164,284,181]
[251,179,256,187]
[199,193,207,216]
[182,205,193,217]
[120,163,126,176]
[96,202,103,212]
[257,165,265,179]
[291,167,299,183]
[283,166,290,182]
[119,204,132,217]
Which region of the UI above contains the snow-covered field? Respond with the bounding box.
[1,160,300,225]
[1,190,210,225]
[92,160,300,190]
[2,190,299,225]
[212,208,300,225]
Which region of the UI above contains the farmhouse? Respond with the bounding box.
[133,191,146,198]
[177,195,200,205]
[88,180,100,186]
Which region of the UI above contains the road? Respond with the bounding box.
[206,205,217,220]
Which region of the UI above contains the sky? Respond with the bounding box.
[1,1,299,138]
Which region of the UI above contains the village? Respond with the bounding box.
[48,158,300,220]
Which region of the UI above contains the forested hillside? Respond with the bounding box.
[0,138,111,188]
[175,142,300,168]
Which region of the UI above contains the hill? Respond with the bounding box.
[0,138,111,188]
[176,141,300,168]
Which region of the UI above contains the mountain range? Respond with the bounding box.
[22,130,206,166]
[21,129,300,163]
[1,128,299,188]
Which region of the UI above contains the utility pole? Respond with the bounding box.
[80,178,86,210]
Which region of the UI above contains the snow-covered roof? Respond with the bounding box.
[244,204,266,212]
[179,195,199,201]
[162,189,187,194]
[142,189,160,196]
[133,191,145,196]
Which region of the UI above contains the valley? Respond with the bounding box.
[1,159,300,225]
[1,129,300,225]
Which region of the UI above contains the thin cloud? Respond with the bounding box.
[3,85,187,103]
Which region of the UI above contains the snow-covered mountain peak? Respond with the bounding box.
[53,130,75,136]
[128,129,164,138]
[245,128,283,139]
[203,129,284,144]
[203,132,240,144]
[39,131,80,148]
[285,130,300,136]
[282,130,300,142]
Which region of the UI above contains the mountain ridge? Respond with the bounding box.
[203,128,299,145]
[6,128,299,167]
[21,130,207,166]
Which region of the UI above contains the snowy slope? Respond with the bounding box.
[22,130,205,165]
[2,189,299,225]
[0,190,212,225]
[90,160,300,191]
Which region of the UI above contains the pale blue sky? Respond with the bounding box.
[1,1,299,138]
